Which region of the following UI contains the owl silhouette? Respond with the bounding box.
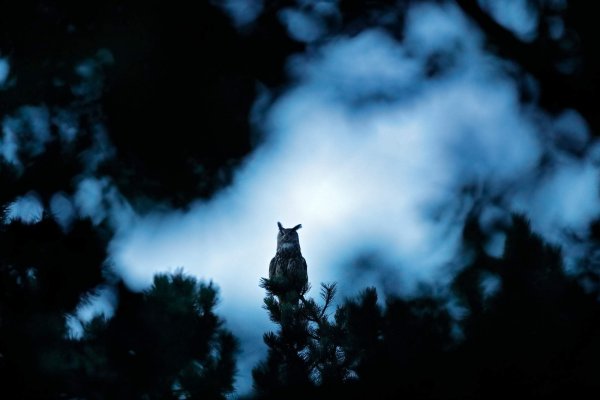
[269,222,308,291]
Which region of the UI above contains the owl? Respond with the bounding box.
[269,222,308,291]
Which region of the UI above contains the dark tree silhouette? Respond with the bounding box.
[0,156,109,398]
[0,197,238,399]
[0,3,245,398]
[253,277,347,398]
[0,0,302,209]
[455,0,600,134]
[2,3,248,397]
[66,272,238,399]
[252,216,600,399]
[451,215,600,399]
[1,145,238,399]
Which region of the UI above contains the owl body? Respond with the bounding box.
[269,222,308,290]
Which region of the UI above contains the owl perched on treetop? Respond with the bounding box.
[269,222,308,291]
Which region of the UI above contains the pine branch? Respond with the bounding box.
[263,295,281,323]
[299,295,321,325]
[319,283,337,320]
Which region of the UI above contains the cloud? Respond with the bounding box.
[107,3,599,392]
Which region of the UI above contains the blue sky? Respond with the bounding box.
[2,0,596,394]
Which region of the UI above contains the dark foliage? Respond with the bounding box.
[1,158,237,399]
[455,0,600,133]
[253,278,346,398]
[252,215,600,399]
[65,273,238,399]
[0,0,303,209]
[0,224,237,400]
[0,149,109,398]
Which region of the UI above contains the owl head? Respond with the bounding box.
[276,221,302,253]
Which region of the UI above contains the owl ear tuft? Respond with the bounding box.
[277,222,284,232]
[292,224,302,231]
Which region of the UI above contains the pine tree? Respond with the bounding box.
[68,272,238,399]
[252,276,348,398]
[252,215,600,399]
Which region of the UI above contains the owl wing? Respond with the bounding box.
[287,256,308,287]
[269,257,277,280]
[300,256,308,285]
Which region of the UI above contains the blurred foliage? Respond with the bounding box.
[1,158,237,398]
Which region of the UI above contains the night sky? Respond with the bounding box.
[2,0,600,396]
